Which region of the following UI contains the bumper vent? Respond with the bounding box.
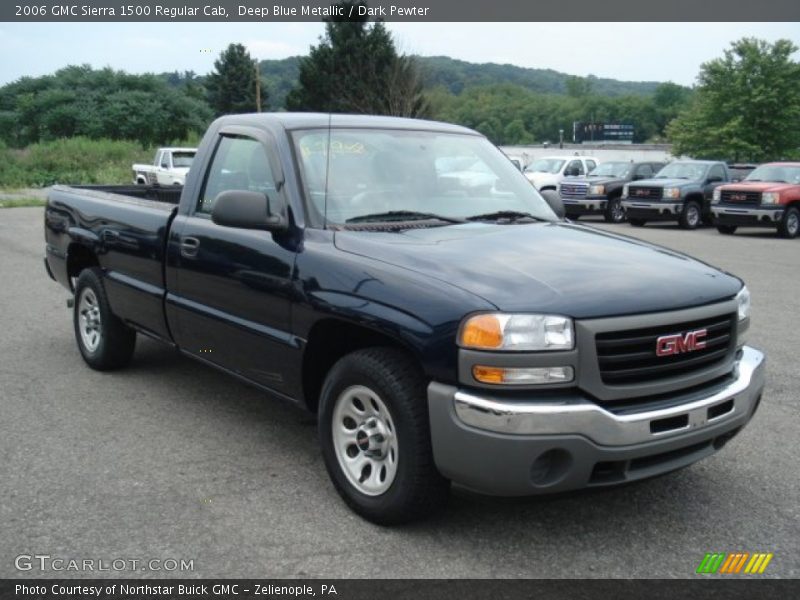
[595,314,735,385]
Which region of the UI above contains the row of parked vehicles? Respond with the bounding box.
[520,155,800,239]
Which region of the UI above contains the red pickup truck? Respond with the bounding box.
[711,162,800,238]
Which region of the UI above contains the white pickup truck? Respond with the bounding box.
[524,155,600,191]
[132,147,197,186]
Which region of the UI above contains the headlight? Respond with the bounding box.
[622,184,629,198]
[663,187,681,199]
[761,192,781,205]
[458,313,574,351]
[588,184,605,196]
[736,286,751,321]
[712,188,721,204]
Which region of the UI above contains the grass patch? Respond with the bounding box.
[0,136,199,188]
[0,197,47,208]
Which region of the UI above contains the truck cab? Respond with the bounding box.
[621,160,730,229]
[711,162,800,238]
[132,147,197,186]
[523,156,599,192]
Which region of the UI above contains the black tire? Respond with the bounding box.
[716,225,737,235]
[318,347,449,524]
[777,206,800,239]
[679,200,702,230]
[73,268,136,370]
[629,218,647,227]
[604,197,626,224]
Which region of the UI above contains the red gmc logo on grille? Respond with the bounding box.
[656,328,707,357]
[730,193,747,201]
[635,189,648,196]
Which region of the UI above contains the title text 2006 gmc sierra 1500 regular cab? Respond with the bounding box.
[44,114,765,524]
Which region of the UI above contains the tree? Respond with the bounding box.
[206,43,261,116]
[285,1,428,117]
[565,75,592,98]
[668,38,800,161]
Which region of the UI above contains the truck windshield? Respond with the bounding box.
[524,158,565,174]
[654,162,706,180]
[746,164,800,184]
[589,162,629,178]
[292,128,557,226]
[172,152,196,168]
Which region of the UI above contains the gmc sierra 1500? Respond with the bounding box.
[44,114,765,524]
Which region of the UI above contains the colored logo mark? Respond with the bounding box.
[696,552,773,574]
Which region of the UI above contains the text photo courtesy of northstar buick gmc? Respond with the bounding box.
[44,114,765,524]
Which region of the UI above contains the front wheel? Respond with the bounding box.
[318,348,449,524]
[679,200,701,229]
[716,225,737,235]
[604,197,626,223]
[778,206,799,239]
[73,268,136,370]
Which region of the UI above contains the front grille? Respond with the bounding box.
[720,190,761,206]
[628,186,663,200]
[560,183,589,199]
[595,314,735,386]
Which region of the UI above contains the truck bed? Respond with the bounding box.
[45,184,180,340]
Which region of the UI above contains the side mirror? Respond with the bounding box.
[540,189,566,219]
[211,190,287,231]
[707,176,723,184]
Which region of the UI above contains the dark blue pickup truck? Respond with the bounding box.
[44,114,765,524]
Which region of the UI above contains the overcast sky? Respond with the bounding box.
[1,22,798,86]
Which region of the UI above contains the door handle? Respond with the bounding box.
[180,236,200,258]
[102,230,120,243]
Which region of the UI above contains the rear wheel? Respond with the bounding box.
[73,268,136,370]
[778,206,799,239]
[629,218,647,227]
[604,197,625,223]
[318,347,449,524]
[679,200,702,229]
[716,225,737,235]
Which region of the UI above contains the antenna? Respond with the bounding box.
[323,112,332,230]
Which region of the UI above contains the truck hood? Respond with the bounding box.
[720,181,796,193]
[567,176,622,186]
[525,172,559,188]
[630,178,697,188]
[333,223,741,319]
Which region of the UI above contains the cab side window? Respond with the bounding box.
[198,136,277,215]
[708,164,726,182]
[636,164,653,179]
[160,152,170,169]
[566,160,584,176]
[585,160,596,172]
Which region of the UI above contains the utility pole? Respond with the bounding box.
[255,60,261,112]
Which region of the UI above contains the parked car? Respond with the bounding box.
[523,155,599,191]
[44,114,764,524]
[728,163,759,183]
[711,162,800,238]
[559,161,666,223]
[132,147,197,186]
[621,160,731,229]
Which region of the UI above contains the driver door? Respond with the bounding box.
[166,128,298,395]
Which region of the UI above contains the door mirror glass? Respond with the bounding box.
[211,190,287,231]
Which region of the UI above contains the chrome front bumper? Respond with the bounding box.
[712,205,784,222]
[562,198,606,211]
[622,200,683,215]
[452,346,764,446]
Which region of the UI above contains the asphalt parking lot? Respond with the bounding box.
[1,206,798,579]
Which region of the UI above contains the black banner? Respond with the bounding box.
[2,580,800,600]
[4,0,800,22]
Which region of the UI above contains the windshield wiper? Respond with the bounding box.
[466,210,548,223]
[346,210,464,224]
